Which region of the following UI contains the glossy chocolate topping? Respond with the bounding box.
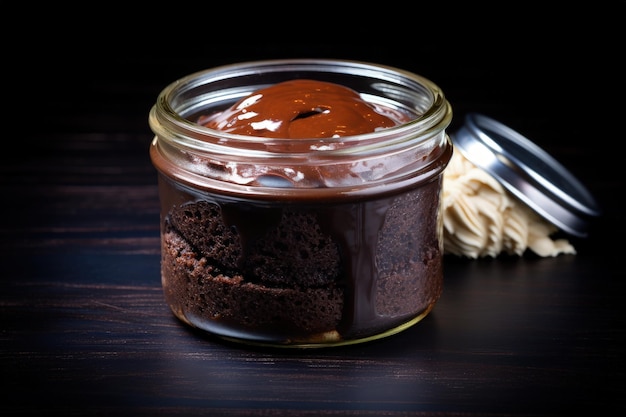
[198,79,401,138]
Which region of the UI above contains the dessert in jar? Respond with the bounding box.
[148,59,453,347]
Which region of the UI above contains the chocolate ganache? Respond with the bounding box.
[198,79,402,139]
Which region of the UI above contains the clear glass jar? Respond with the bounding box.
[149,59,453,348]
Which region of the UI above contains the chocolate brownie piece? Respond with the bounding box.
[168,201,341,288]
[168,200,241,273]
[242,210,341,287]
[375,181,443,316]
[161,220,344,335]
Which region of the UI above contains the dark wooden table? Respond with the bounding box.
[3,15,625,416]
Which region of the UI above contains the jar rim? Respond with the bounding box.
[150,58,451,155]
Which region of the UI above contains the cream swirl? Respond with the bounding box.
[442,149,576,258]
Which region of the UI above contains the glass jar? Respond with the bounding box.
[149,59,453,348]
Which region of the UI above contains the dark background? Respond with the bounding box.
[14,4,624,141]
[14,3,624,247]
[4,3,625,416]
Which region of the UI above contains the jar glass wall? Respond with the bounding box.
[149,59,453,347]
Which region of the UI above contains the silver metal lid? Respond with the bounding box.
[451,113,601,237]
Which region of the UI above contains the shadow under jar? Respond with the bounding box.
[149,59,453,348]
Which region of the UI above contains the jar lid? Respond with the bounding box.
[451,113,601,237]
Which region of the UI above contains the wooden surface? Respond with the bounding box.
[3,12,624,416]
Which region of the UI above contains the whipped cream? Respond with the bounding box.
[442,149,576,258]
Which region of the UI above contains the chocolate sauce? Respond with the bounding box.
[198,79,401,139]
